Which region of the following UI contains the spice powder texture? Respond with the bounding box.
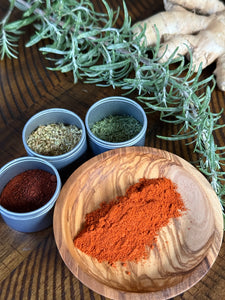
[0,169,57,213]
[74,177,186,265]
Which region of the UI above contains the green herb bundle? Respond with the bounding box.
[0,0,224,219]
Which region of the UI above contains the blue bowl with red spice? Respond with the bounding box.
[0,156,61,233]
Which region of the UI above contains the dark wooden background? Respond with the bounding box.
[0,0,225,299]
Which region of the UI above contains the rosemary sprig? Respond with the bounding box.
[0,0,224,217]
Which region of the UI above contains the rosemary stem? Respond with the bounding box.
[0,0,15,26]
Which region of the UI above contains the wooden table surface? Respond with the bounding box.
[0,1,225,299]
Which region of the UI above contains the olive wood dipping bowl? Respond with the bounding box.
[53,146,223,300]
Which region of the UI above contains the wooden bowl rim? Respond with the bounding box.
[53,146,224,300]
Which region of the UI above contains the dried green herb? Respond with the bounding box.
[91,114,142,143]
[27,123,82,156]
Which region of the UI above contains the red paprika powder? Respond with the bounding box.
[0,169,57,213]
[74,177,186,265]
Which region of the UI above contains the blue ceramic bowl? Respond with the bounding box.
[22,108,87,169]
[0,157,61,233]
[85,96,148,155]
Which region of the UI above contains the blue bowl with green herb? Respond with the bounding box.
[22,108,87,169]
[85,96,148,155]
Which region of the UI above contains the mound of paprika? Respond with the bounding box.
[74,177,186,265]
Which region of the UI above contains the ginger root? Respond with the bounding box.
[133,0,225,91]
[164,0,225,15]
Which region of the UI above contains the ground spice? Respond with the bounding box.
[74,177,186,265]
[0,169,57,213]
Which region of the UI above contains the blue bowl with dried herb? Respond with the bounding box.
[85,96,148,155]
[22,108,87,169]
[0,156,61,233]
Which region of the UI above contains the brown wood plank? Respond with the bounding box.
[0,0,225,299]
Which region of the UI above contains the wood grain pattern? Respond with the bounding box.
[53,147,223,299]
[0,0,225,299]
